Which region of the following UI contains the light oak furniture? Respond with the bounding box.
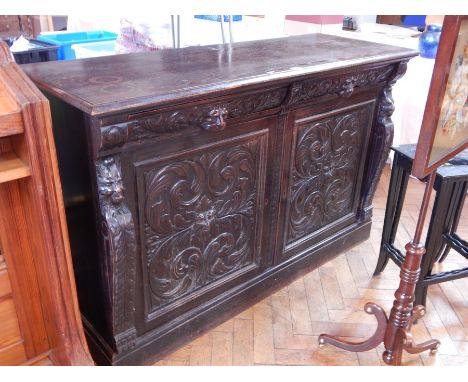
[0,42,92,365]
[22,34,416,365]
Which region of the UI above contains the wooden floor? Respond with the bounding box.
[154,166,468,366]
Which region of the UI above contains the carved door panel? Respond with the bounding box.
[279,99,375,261]
[122,116,275,332]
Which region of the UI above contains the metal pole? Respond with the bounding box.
[171,15,176,48]
[219,15,226,44]
[177,15,180,48]
[228,15,234,43]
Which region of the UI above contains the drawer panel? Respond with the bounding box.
[96,86,288,153]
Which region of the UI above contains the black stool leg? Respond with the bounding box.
[437,179,468,263]
[374,154,411,275]
[415,178,453,307]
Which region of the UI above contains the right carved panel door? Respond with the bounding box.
[279,99,376,261]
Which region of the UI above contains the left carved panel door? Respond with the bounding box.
[121,115,276,334]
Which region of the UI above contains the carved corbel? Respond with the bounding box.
[361,61,409,217]
[97,156,137,352]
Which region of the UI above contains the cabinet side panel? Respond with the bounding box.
[45,93,110,343]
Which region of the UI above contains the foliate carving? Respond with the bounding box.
[137,110,192,134]
[287,107,368,244]
[99,88,287,150]
[97,156,137,348]
[142,139,265,310]
[223,88,287,118]
[288,65,394,106]
[363,61,408,209]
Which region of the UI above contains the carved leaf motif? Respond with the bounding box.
[289,65,395,106]
[288,108,366,243]
[225,88,288,118]
[143,140,262,309]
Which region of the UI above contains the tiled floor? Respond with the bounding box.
[154,166,468,366]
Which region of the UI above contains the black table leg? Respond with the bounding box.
[374,153,411,275]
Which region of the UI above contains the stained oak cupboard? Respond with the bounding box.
[21,34,417,365]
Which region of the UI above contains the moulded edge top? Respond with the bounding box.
[20,34,419,117]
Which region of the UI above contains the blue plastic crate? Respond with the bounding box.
[195,15,242,22]
[36,31,117,60]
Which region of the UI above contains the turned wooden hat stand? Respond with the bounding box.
[319,15,468,366]
[318,171,440,365]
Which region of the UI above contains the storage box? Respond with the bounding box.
[37,31,118,60]
[3,37,58,64]
[194,15,242,22]
[72,41,116,59]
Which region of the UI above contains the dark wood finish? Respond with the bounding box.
[382,172,440,365]
[22,34,415,116]
[21,34,416,365]
[374,145,468,307]
[412,16,468,178]
[0,42,92,365]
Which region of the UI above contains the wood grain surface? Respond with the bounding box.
[21,34,417,115]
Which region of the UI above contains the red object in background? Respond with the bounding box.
[285,15,344,24]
